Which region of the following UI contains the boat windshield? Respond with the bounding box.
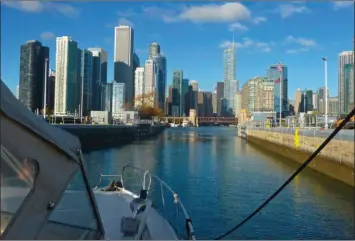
[0,145,39,235]
[35,169,103,239]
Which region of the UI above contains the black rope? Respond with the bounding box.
[214,108,355,240]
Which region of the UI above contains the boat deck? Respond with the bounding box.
[93,189,178,240]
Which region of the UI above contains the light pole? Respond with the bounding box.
[322,57,328,129]
[43,58,49,119]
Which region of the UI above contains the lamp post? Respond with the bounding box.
[322,57,328,129]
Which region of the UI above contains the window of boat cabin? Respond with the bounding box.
[0,145,38,235]
[36,168,103,239]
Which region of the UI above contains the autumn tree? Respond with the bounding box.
[134,92,164,119]
[40,106,53,116]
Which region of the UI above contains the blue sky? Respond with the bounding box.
[2,1,354,99]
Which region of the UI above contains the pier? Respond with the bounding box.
[54,124,166,152]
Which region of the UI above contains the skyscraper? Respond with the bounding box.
[305,89,313,111]
[79,50,93,116]
[54,36,79,115]
[112,81,125,116]
[338,51,354,113]
[148,42,161,59]
[144,59,158,107]
[88,48,108,110]
[172,70,183,116]
[343,63,354,113]
[317,86,329,114]
[88,48,108,83]
[262,78,274,111]
[267,64,288,117]
[134,67,145,108]
[216,82,224,116]
[114,25,134,108]
[152,54,167,111]
[294,88,302,113]
[101,82,112,112]
[235,91,242,117]
[19,40,49,112]
[47,70,55,112]
[312,92,318,110]
[223,41,236,113]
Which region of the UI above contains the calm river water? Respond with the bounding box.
[84,127,354,239]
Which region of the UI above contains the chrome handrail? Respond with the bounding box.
[121,164,195,240]
[94,163,195,240]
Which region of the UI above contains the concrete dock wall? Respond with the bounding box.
[55,124,165,152]
[240,127,354,186]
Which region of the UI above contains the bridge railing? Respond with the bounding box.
[132,119,153,125]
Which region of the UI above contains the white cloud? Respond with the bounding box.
[285,35,317,47]
[3,1,43,12]
[228,22,248,31]
[219,37,272,53]
[252,16,267,24]
[3,0,79,17]
[118,17,134,27]
[277,3,311,18]
[286,48,309,54]
[333,1,354,10]
[166,3,251,23]
[40,32,56,40]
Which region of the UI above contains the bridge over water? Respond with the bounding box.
[159,116,238,126]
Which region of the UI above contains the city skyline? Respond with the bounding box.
[2,1,354,96]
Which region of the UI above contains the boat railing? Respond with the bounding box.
[121,165,195,240]
[94,164,195,240]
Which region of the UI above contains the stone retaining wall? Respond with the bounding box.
[244,128,354,186]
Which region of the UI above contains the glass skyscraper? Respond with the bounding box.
[19,40,49,112]
[112,81,125,116]
[79,50,93,116]
[267,64,288,117]
[343,63,354,113]
[172,70,183,116]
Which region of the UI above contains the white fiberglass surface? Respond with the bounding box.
[93,189,178,240]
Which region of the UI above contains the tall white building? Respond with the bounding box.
[54,36,79,115]
[223,41,237,114]
[112,81,126,116]
[338,51,354,113]
[134,67,145,108]
[144,59,158,107]
[114,25,134,108]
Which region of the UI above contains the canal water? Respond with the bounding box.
[84,127,354,240]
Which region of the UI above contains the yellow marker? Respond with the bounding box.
[294,128,299,148]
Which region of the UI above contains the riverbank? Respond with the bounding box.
[55,124,166,152]
[239,127,354,186]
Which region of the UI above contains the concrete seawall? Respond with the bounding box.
[54,124,166,152]
[239,127,354,186]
